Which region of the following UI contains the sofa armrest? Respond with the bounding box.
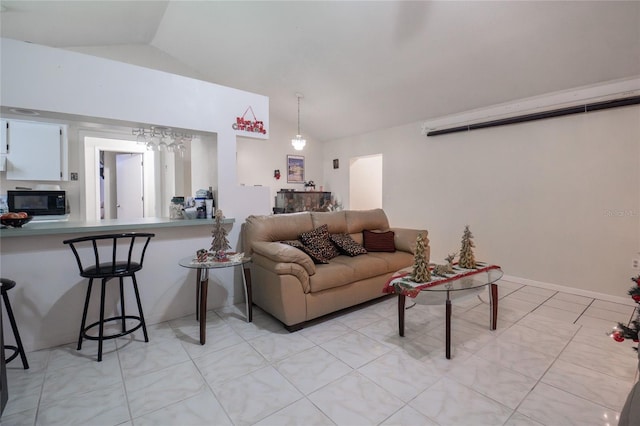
[251,241,316,275]
[252,254,311,293]
[391,228,429,256]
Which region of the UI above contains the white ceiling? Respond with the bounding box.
[1,1,639,142]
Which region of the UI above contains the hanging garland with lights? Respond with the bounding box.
[610,275,640,351]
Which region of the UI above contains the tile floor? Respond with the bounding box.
[2,279,639,426]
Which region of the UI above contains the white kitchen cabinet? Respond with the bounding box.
[5,120,68,181]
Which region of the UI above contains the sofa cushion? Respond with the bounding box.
[363,230,396,252]
[345,209,390,234]
[244,212,313,255]
[331,255,390,280]
[308,261,356,292]
[330,233,367,256]
[311,211,348,234]
[367,251,414,271]
[281,240,329,264]
[299,224,340,260]
[251,241,316,274]
[309,254,396,293]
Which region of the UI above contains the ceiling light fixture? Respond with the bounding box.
[291,93,306,151]
[132,126,193,156]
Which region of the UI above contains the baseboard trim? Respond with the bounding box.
[502,274,636,307]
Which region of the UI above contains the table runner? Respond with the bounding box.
[383,262,501,298]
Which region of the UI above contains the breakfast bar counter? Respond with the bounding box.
[0,217,246,353]
[0,217,234,238]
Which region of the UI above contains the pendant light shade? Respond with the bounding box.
[291,93,306,150]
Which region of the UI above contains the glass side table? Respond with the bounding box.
[178,256,252,345]
[385,263,503,359]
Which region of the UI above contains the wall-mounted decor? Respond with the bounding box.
[232,106,267,134]
[333,159,339,169]
[287,155,305,183]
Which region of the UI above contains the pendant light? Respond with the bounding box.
[291,93,306,151]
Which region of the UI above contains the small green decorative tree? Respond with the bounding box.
[458,225,477,269]
[610,275,640,352]
[210,209,231,258]
[411,232,431,283]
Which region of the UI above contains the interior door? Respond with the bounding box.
[116,153,144,219]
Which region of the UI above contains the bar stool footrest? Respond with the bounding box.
[81,315,147,341]
[4,345,19,363]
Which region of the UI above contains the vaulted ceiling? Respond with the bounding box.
[1,1,639,141]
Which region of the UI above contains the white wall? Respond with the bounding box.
[236,117,325,209]
[350,154,382,210]
[323,105,640,299]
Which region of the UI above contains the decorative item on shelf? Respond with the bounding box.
[609,275,640,352]
[210,209,231,259]
[132,126,193,155]
[291,93,306,151]
[411,232,431,283]
[432,252,457,276]
[458,225,477,269]
[304,180,316,191]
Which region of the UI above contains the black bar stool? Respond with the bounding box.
[63,233,155,362]
[1,278,29,369]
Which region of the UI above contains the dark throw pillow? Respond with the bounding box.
[299,224,340,260]
[330,233,367,256]
[281,240,329,264]
[363,230,396,252]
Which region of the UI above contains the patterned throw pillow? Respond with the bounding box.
[362,230,396,252]
[330,233,367,256]
[299,224,340,260]
[281,240,329,264]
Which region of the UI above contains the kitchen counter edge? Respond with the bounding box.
[0,217,235,238]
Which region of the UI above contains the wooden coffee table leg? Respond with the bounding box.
[199,270,208,345]
[490,283,498,330]
[445,291,452,359]
[398,294,406,337]
[243,266,253,323]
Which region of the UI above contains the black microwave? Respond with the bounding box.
[7,190,66,216]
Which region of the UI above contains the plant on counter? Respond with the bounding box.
[609,275,640,352]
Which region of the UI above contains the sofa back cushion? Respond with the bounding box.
[244,212,313,254]
[310,211,348,234]
[345,209,390,234]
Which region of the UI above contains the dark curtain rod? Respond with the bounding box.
[426,95,640,137]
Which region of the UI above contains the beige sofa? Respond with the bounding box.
[243,209,428,331]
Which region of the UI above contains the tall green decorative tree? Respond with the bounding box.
[458,225,477,269]
[210,209,231,255]
[411,232,431,282]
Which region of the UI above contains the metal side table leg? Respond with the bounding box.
[398,294,406,337]
[490,283,498,330]
[243,266,253,322]
[199,269,209,345]
[445,290,452,359]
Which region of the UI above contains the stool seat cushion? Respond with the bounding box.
[81,262,142,278]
